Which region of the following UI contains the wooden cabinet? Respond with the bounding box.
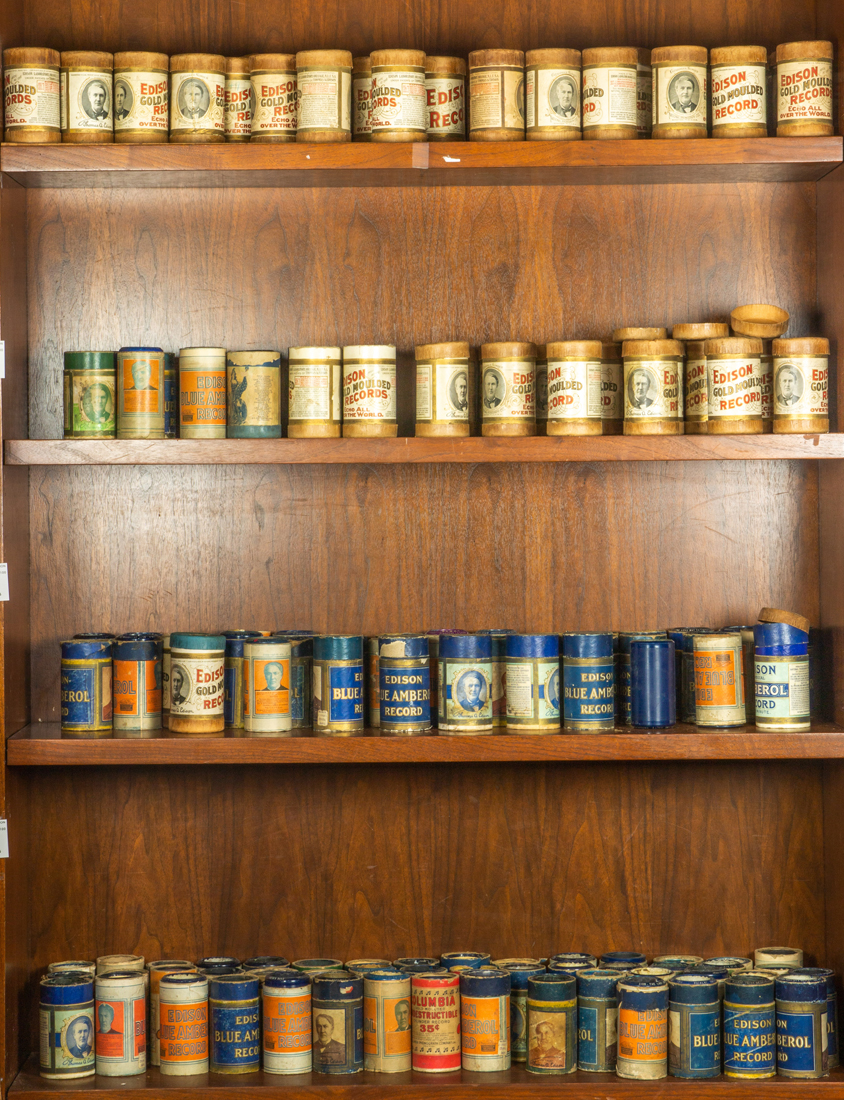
[3,1,844,1097]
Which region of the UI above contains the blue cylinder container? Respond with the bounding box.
[378,634,431,735]
[601,951,647,971]
[505,634,560,732]
[460,968,512,1072]
[617,973,669,1079]
[562,633,614,731]
[776,970,829,1078]
[668,973,720,1078]
[526,972,576,1074]
[312,970,363,1074]
[617,632,666,725]
[112,632,162,735]
[223,631,261,729]
[40,974,96,1079]
[209,974,260,1073]
[312,635,364,735]
[481,629,513,729]
[754,622,810,731]
[723,973,776,1079]
[494,959,546,1062]
[631,638,676,728]
[800,969,838,1069]
[440,952,491,971]
[272,633,313,729]
[60,638,113,737]
[577,968,621,1072]
[439,634,493,733]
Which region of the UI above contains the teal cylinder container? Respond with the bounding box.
[313,635,364,735]
[64,351,116,439]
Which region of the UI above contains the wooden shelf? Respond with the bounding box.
[7,434,844,466]
[7,723,843,765]
[10,1056,844,1100]
[1,137,840,189]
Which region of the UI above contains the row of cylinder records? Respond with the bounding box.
[1,40,834,144]
[62,322,830,443]
[39,947,835,1081]
[59,608,812,737]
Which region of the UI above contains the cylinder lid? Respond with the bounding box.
[672,322,729,341]
[209,974,260,1000]
[41,975,94,1003]
[526,48,581,67]
[623,339,684,357]
[546,340,602,359]
[710,45,767,65]
[469,49,524,67]
[263,968,311,989]
[64,351,116,371]
[114,52,169,69]
[353,57,371,73]
[772,337,829,357]
[439,633,493,659]
[506,633,559,658]
[170,632,225,650]
[481,342,536,359]
[170,54,226,71]
[313,635,363,661]
[582,47,638,65]
[563,632,613,659]
[651,46,708,64]
[758,606,811,634]
[371,49,425,68]
[776,41,833,63]
[296,50,353,68]
[249,54,296,70]
[612,327,666,342]
[424,56,467,75]
[415,342,470,359]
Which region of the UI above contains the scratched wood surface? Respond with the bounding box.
[22,0,816,58]
[13,760,824,1056]
[27,459,819,723]
[26,182,817,439]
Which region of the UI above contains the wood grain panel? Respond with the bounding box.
[23,0,816,60]
[16,761,824,1057]
[27,460,818,724]
[27,182,817,440]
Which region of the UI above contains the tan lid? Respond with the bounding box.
[481,342,536,359]
[526,48,581,67]
[582,47,638,66]
[288,346,342,359]
[296,50,353,68]
[601,342,621,360]
[546,340,603,358]
[371,49,425,68]
[416,342,470,359]
[672,322,730,341]
[61,51,113,68]
[225,57,250,75]
[776,41,833,63]
[425,56,466,75]
[469,49,524,68]
[4,47,60,67]
[687,341,706,358]
[612,326,667,342]
[758,607,811,633]
[772,337,829,356]
[704,336,763,356]
[731,304,789,338]
[710,45,767,65]
[353,56,371,74]
[637,48,651,66]
[249,53,296,70]
[623,339,684,357]
[170,53,226,72]
[651,45,708,65]
[115,52,169,69]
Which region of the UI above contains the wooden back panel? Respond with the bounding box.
[23,0,816,58]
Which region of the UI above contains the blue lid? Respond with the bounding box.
[776,970,827,1002]
[563,632,613,659]
[726,973,774,1005]
[576,969,621,998]
[506,634,559,659]
[439,634,492,659]
[209,974,260,1000]
[73,633,116,640]
[114,635,161,660]
[394,957,438,967]
[40,975,94,1003]
[160,973,206,987]
[263,968,311,989]
[365,968,409,982]
[528,972,576,999]
[754,622,809,648]
[669,973,718,1003]
[223,631,262,640]
[171,633,225,650]
[199,965,240,976]
[242,956,290,969]
[378,634,428,658]
[118,346,164,354]
[313,635,363,661]
[601,951,647,966]
[62,638,112,659]
[619,973,667,989]
[619,632,665,654]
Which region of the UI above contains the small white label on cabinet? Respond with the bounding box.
[0,564,9,602]
[0,820,9,859]
[0,340,5,378]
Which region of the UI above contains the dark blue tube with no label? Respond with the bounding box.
[631,638,675,728]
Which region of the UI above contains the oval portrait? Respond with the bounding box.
[114,78,134,121]
[627,366,659,410]
[454,668,489,713]
[178,77,210,120]
[80,77,110,120]
[483,367,506,411]
[549,73,578,119]
[667,71,700,114]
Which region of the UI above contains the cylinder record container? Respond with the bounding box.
[481,342,536,436]
[313,970,364,1074]
[637,49,652,136]
[168,633,226,735]
[425,56,465,139]
[378,634,431,734]
[617,974,668,1079]
[723,972,775,1078]
[64,351,116,439]
[352,56,372,139]
[61,638,113,737]
[576,969,620,1072]
[705,336,763,433]
[526,49,581,139]
[40,975,96,1079]
[263,969,312,1074]
[3,47,61,142]
[461,968,511,1071]
[116,346,165,439]
[223,630,261,731]
[226,350,281,438]
[342,345,397,437]
[288,346,342,437]
[296,50,352,142]
[61,51,113,143]
[244,637,292,735]
[630,638,676,728]
[411,971,461,1071]
[526,972,576,1074]
[668,973,720,1078]
[562,632,614,732]
[179,347,226,439]
[169,54,225,142]
[209,975,260,1073]
[754,621,810,731]
[772,337,829,434]
[546,340,603,434]
[494,959,546,1062]
[601,341,623,433]
[363,969,412,1072]
[371,49,427,142]
[469,49,525,141]
[775,970,829,1078]
[582,47,637,139]
[313,635,364,734]
[549,953,597,971]
[224,57,251,140]
[114,52,169,142]
[694,632,746,728]
[623,339,683,434]
[113,632,162,736]
[651,46,708,138]
[683,340,708,432]
[710,46,767,137]
[159,973,209,1076]
[755,947,803,969]
[438,634,494,733]
[249,54,297,141]
[776,42,833,136]
[95,971,146,1076]
[415,342,472,437]
[505,634,560,732]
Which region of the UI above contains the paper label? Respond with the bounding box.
[505,661,533,716]
[169,656,224,717]
[695,648,741,709]
[777,59,832,123]
[225,75,252,137]
[601,359,623,420]
[654,63,707,126]
[527,67,580,130]
[353,73,372,135]
[443,661,493,723]
[180,364,226,428]
[426,75,464,135]
[114,70,168,132]
[170,71,225,133]
[72,373,116,436]
[4,66,60,130]
[685,356,708,421]
[481,359,535,420]
[461,995,509,1058]
[709,357,762,419]
[774,357,828,417]
[637,62,652,134]
[343,361,396,420]
[583,65,636,128]
[62,70,112,132]
[298,68,351,131]
[416,365,432,420]
[619,1006,667,1061]
[228,361,280,427]
[712,63,766,126]
[470,67,524,130]
[548,358,602,419]
[624,359,682,420]
[371,69,427,132]
[250,71,297,132]
[263,994,311,1053]
[290,360,340,421]
[159,1000,208,1066]
[755,657,810,720]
